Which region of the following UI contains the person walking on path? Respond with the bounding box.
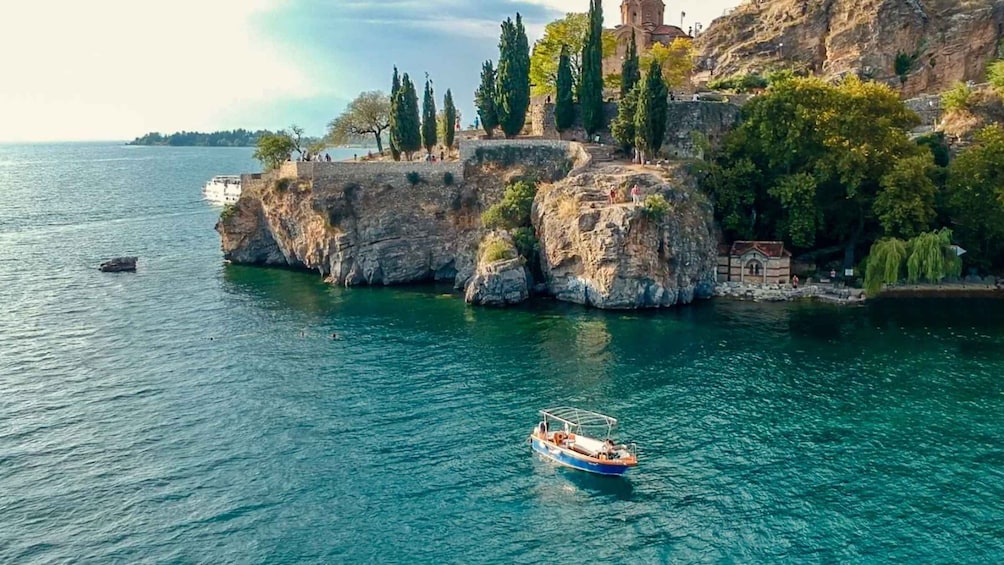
[631,185,642,206]
[792,274,799,289]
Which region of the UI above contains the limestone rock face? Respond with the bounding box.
[533,165,718,309]
[697,0,1004,97]
[464,234,531,307]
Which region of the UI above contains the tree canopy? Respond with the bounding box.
[634,59,668,163]
[554,45,575,135]
[528,12,616,97]
[701,76,928,267]
[639,38,695,90]
[579,0,606,136]
[946,124,1004,269]
[128,129,272,147]
[253,130,297,172]
[475,60,499,138]
[496,13,531,138]
[392,73,422,159]
[326,91,391,153]
[389,67,402,160]
[422,78,438,155]
[442,89,457,149]
[620,33,640,98]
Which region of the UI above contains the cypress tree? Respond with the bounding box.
[495,13,531,139]
[389,66,402,161]
[443,89,457,150]
[634,59,668,164]
[421,77,437,155]
[579,0,605,136]
[554,45,575,137]
[475,61,499,139]
[394,73,421,160]
[611,83,639,159]
[621,33,640,98]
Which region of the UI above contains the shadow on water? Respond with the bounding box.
[559,468,635,501]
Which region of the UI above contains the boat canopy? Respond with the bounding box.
[539,406,618,435]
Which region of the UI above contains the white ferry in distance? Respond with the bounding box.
[203,175,242,204]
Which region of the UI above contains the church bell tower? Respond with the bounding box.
[620,0,665,27]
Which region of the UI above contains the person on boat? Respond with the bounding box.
[538,421,547,438]
[602,439,618,458]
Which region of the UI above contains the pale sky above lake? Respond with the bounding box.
[0,0,742,142]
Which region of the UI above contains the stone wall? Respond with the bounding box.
[269,160,464,186]
[529,99,741,158]
[904,94,942,129]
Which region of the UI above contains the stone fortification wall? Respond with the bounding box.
[273,160,464,186]
[904,94,942,129]
[529,99,741,158]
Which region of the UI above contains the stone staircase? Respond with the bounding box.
[584,144,619,166]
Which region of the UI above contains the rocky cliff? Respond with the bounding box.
[697,0,1004,97]
[533,164,718,309]
[218,141,719,309]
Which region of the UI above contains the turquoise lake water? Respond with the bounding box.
[1,143,1002,563]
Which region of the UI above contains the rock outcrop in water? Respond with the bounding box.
[697,0,1004,97]
[464,232,531,307]
[217,140,719,309]
[533,164,717,309]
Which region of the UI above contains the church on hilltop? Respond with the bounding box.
[603,0,691,76]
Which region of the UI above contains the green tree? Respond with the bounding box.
[634,59,668,163]
[988,59,1004,93]
[421,77,437,155]
[475,61,499,138]
[946,125,1004,269]
[621,32,641,98]
[529,13,618,97]
[554,45,575,137]
[481,180,536,229]
[496,14,531,138]
[611,83,639,157]
[906,228,961,283]
[579,0,605,136]
[326,91,391,153]
[253,130,297,172]
[864,238,908,295]
[639,38,695,90]
[393,73,421,160]
[941,81,973,113]
[700,76,925,268]
[443,89,457,150]
[389,67,402,161]
[874,154,937,238]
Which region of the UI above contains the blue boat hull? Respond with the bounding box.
[530,438,631,476]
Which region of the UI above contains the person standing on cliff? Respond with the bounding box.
[608,187,617,205]
[631,185,642,206]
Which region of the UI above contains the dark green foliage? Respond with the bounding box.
[946,125,1004,270]
[579,0,605,135]
[443,89,457,149]
[611,83,639,153]
[634,59,668,162]
[481,180,536,229]
[554,45,575,134]
[941,82,973,112]
[253,132,296,172]
[915,132,950,167]
[641,194,670,220]
[220,204,238,222]
[129,129,275,147]
[511,227,539,259]
[620,33,640,98]
[894,52,914,83]
[496,14,531,138]
[392,74,422,159]
[475,61,499,138]
[443,171,455,186]
[699,76,926,265]
[389,67,402,161]
[422,78,437,155]
[406,171,423,186]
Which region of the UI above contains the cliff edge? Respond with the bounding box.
[217,141,718,309]
[697,0,1004,97]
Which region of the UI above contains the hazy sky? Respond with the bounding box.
[0,0,741,142]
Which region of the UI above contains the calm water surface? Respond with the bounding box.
[1,143,1002,563]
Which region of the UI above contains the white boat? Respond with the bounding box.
[529,407,638,476]
[202,175,242,205]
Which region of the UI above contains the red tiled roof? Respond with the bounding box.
[729,241,791,258]
[651,24,690,38]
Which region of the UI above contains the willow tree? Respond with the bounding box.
[864,238,908,296]
[906,229,961,283]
